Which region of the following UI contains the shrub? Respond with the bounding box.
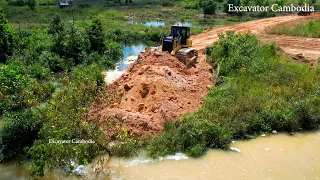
[62,26,90,65]
[200,0,217,16]
[0,61,55,115]
[28,64,107,178]
[26,0,36,10]
[88,18,105,54]
[0,10,14,63]
[147,119,231,158]
[0,109,43,162]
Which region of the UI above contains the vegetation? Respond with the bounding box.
[147,32,320,157]
[269,19,320,38]
[0,10,14,63]
[0,0,319,178]
[28,64,107,177]
[0,10,123,178]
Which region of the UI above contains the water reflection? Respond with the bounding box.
[104,42,147,83]
[127,21,193,27]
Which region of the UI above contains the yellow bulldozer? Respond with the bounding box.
[161,25,198,67]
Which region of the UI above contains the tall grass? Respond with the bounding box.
[147,31,320,158]
[269,19,320,38]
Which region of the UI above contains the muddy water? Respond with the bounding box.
[1,132,319,179]
[109,132,320,180]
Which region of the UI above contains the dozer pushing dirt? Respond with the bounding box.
[161,25,198,67]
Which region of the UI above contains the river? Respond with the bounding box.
[1,131,319,179]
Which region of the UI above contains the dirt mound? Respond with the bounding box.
[88,51,214,137]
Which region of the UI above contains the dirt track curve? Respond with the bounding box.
[89,13,320,137]
[192,13,320,55]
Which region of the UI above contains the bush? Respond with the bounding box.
[200,0,217,16]
[26,0,36,10]
[88,18,105,54]
[28,64,107,177]
[181,0,200,9]
[0,10,14,63]
[104,41,123,63]
[0,109,43,162]
[7,0,25,6]
[147,119,231,157]
[0,61,55,115]
[206,31,262,77]
[62,27,90,65]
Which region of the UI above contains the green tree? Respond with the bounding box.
[0,10,14,63]
[49,15,65,56]
[88,18,105,54]
[26,0,36,10]
[48,14,64,35]
[63,26,90,65]
[200,0,217,17]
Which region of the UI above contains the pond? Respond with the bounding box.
[1,131,320,179]
[127,21,194,27]
[104,41,148,83]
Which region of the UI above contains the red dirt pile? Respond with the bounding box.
[88,50,214,137]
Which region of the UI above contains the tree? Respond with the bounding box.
[48,14,64,35]
[200,0,217,17]
[49,15,65,57]
[27,0,36,10]
[88,18,105,54]
[0,10,14,63]
[63,26,90,65]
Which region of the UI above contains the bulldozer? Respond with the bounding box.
[161,25,198,67]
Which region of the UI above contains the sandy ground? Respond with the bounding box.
[88,13,320,137]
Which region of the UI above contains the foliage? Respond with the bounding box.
[104,41,123,63]
[28,64,108,177]
[26,0,36,10]
[0,60,55,115]
[269,19,320,38]
[205,31,261,77]
[0,109,42,162]
[200,0,217,16]
[0,10,14,63]
[88,18,105,54]
[62,26,90,65]
[181,0,200,9]
[48,14,64,35]
[147,119,231,157]
[148,32,320,157]
[109,125,139,157]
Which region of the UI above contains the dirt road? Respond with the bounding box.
[192,13,320,60]
[90,13,320,137]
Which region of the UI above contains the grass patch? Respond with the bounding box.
[269,19,320,38]
[147,31,320,158]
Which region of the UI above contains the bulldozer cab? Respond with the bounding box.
[170,26,190,45]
